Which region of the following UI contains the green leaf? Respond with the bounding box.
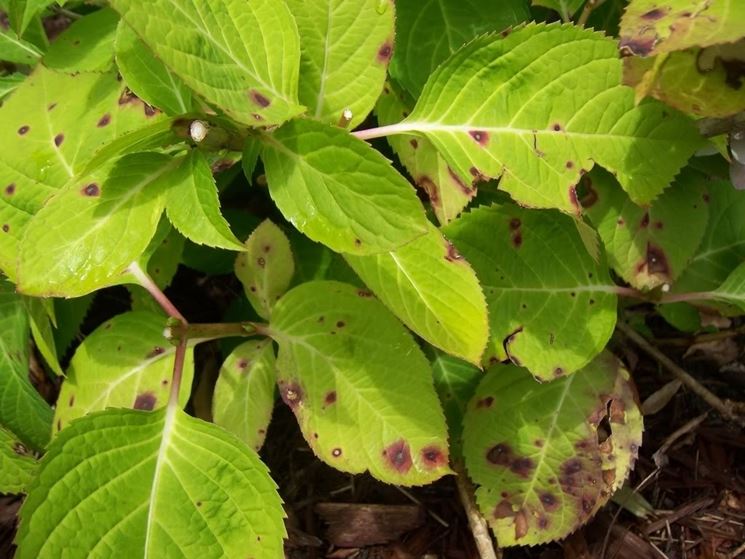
[235,219,295,320]
[0,425,37,494]
[376,83,475,224]
[674,179,745,293]
[271,281,451,485]
[532,0,585,21]
[0,282,52,450]
[624,43,745,118]
[430,350,481,456]
[262,119,428,254]
[17,153,173,297]
[389,0,530,98]
[16,407,286,558]
[345,224,488,364]
[53,295,94,357]
[43,8,119,73]
[445,204,618,379]
[583,169,709,290]
[0,27,43,64]
[165,151,243,251]
[24,297,63,376]
[109,0,304,126]
[462,353,643,546]
[0,67,166,278]
[396,23,701,211]
[620,0,745,56]
[54,311,194,434]
[709,261,745,311]
[286,0,394,129]
[0,72,25,99]
[114,22,195,115]
[658,302,701,332]
[7,0,55,36]
[213,339,276,452]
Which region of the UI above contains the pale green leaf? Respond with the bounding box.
[54,311,194,434]
[532,0,585,21]
[43,8,119,72]
[0,67,166,278]
[0,425,37,494]
[624,43,745,118]
[0,282,52,450]
[109,0,304,126]
[444,204,618,379]
[0,27,42,64]
[271,281,451,485]
[376,83,475,224]
[345,224,488,365]
[463,353,643,546]
[262,119,428,254]
[114,22,194,115]
[16,407,286,558]
[389,0,530,98]
[709,261,745,311]
[286,0,394,128]
[24,297,62,375]
[394,23,701,211]
[235,219,295,320]
[583,169,709,290]
[620,0,745,56]
[165,151,243,251]
[213,339,276,452]
[17,153,173,297]
[674,179,745,293]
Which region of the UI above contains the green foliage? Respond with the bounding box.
[2,0,745,551]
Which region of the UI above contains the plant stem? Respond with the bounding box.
[454,462,500,559]
[614,286,648,300]
[166,321,268,343]
[577,0,607,27]
[353,122,416,141]
[128,262,186,323]
[617,322,745,428]
[168,339,188,408]
[658,291,713,304]
[655,323,745,346]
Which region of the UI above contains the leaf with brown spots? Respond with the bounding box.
[271,281,450,485]
[345,224,488,364]
[0,425,37,494]
[620,0,745,57]
[235,219,295,320]
[213,339,276,452]
[54,311,194,433]
[445,204,617,379]
[584,168,709,290]
[462,353,643,546]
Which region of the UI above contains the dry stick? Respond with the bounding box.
[655,322,745,347]
[577,0,607,27]
[617,322,745,428]
[454,462,500,559]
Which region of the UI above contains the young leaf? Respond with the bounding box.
[24,297,62,376]
[0,67,165,278]
[674,179,745,293]
[114,22,195,115]
[271,281,451,485]
[213,339,276,452]
[16,408,286,558]
[345,224,488,365]
[285,0,394,129]
[389,0,530,98]
[0,27,42,64]
[164,151,244,251]
[0,282,52,450]
[393,23,701,211]
[109,0,304,126]
[532,0,585,21]
[43,8,120,73]
[235,219,295,320]
[54,311,195,433]
[261,119,428,254]
[445,204,618,380]
[583,169,709,290]
[462,353,643,546]
[0,426,37,494]
[620,0,745,56]
[17,153,174,297]
[376,83,475,224]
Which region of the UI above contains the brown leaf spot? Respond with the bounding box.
[486,442,513,466]
[54,133,64,147]
[280,381,303,410]
[377,42,393,63]
[48,103,57,111]
[68,394,75,407]
[654,220,663,230]
[641,7,668,20]
[568,185,581,214]
[147,346,165,358]
[445,242,463,262]
[537,516,550,529]
[249,90,271,108]
[534,439,544,447]
[468,130,489,146]
[514,509,529,540]
[417,176,440,205]
[639,212,650,228]
[237,359,249,370]
[4,184,15,196]
[336,320,345,328]
[539,492,559,512]
[554,367,565,377]
[578,176,598,208]
[134,392,157,410]
[332,448,342,457]
[144,105,158,117]
[421,445,447,469]
[324,391,337,405]
[383,439,412,474]
[619,37,656,57]
[447,167,472,195]
[357,289,373,298]
[409,139,418,149]
[3,224,12,233]
[17,125,29,135]
[493,499,515,519]
[609,398,626,424]
[646,244,670,275]
[97,113,111,127]
[82,183,100,197]
[602,468,616,486]
[566,160,574,169]
[476,396,494,408]
[581,496,596,516]
[13,442,28,455]
[510,457,535,478]
[257,256,266,268]
[552,123,562,132]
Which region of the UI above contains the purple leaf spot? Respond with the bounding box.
[82,183,100,197]
[249,90,271,108]
[133,392,157,410]
[383,439,412,474]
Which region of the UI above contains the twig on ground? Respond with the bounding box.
[454,462,500,559]
[652,413,709,468]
